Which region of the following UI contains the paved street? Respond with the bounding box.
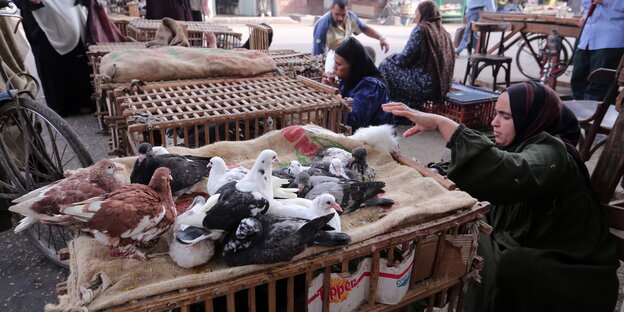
[0,18,620,311]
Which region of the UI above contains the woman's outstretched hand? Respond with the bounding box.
[382,102,439,137]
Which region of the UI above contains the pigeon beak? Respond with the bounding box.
[114,164,125,172]
[331,203,343,212]
[273,157,281,164]
[298,183,304,192]
[168,174,173,181]
[207,163,212,168]
[138,154,145,164]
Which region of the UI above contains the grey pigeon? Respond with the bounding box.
[130,143,212,195]
[304,179,394,214]
[347,147,376,182]
[222,213,351,267]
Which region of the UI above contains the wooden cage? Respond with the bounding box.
[126,19,242,49]
[79,200,490,311]
[246,23,272,50]
[115,75,352,156]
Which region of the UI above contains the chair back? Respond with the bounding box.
[467,22,511,56]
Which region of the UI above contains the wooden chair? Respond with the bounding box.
[462,22,512,92]
[563,57,623,161]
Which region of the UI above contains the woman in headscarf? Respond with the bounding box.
[321,37,393,131]
[382,82,619,312]
[378,0,454,110]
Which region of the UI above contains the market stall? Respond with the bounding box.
[47,126,490,312]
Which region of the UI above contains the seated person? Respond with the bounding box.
[322,37,393,131]
[378,0,454,110]
[382,81,619,312]
[312,0,389,56]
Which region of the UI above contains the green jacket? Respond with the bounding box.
[447,125,618,312]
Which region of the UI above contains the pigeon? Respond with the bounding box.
[208,157,297,199]
[304,179,394,214]
[347,147,376,182]
[290,171,339,197]
[201,150,278,237]
[130,146,212,195]
[60,167,177,260]
[325,158,356,180]
[302,124,399,155]
[315,147,352,167]
[206,157,248,195]
[167,196,216,268]
[222,213,350,267]
[297,194,343,232]
[9,159,126,233]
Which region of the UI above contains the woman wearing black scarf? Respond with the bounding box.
[383,82,618,312]
[322,37,393,131]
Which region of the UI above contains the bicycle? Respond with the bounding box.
[515,32,574,80]
[0,1,94,268]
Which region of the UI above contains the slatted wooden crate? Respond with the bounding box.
[92,199,491,311]
[115,75,352,156]
[126,19,242,49]
[246,23,272,50]
[263,49,324,79]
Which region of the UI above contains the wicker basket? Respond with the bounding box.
[72,199,490,311]
[421,84,499,130]
[115,75,352,156]
[126,19,242,49]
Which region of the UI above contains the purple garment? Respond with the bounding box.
[146,0,193,21]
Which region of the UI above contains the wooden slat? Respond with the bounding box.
[204,299,214,312]
[248,286,256,312]
[322,267,331,312]
[287,277,294,312]
[226,293,235,312]
[268,281,276,312]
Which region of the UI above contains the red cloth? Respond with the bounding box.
[86,0,125,44]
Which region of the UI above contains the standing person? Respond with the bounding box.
[378,0,454,110]
[321,37,393,131]
[571,0,624,101]
[382,82,619,312]
[312,0,389,55]
[15,0,95,117]
[189,0,210,21]
[146,0,193,21]
[454,0,496,56]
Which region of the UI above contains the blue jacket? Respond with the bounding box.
[341,76,393,131]
[312,11,367,55]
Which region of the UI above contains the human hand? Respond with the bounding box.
[593,0,603,4]
[578,16,586,27]
[29,0,41,4]
[380,38,389,53]
[382,102,440,136]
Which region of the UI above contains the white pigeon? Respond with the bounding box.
[207,156,296,198]
[305,194,343,232]
[267,193,342,232]
[168,196,216,268]
[301,124,399,155]
[329,158,353,180]
[319,147,352,167]
[236,150,280,199]
[287,161,310,176]
[206,157,249,195]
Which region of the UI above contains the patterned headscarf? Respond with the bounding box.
[335,37,384,91]
[415,0,455,103]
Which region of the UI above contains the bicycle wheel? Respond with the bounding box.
[0,97,93,268]
[516,35,571,80]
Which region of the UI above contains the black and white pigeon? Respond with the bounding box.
[347,147,376,182]
[130,144,212,195]
[222,213,351,267]
[314,147,352,167]
[303,178,394,214]
[201,150,278,238]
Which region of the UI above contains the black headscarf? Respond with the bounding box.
[335,37,384,91]
[504,81,588,179]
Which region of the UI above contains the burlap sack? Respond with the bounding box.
[146,17,190,48]
[99,47,276,83]
[46,125,477,311]
[0,17,37,94]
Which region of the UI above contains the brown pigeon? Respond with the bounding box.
[9,159,126,232]
[60,167,177,260]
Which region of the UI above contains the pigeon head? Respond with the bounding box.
[149,167,173,193]
[208,157,228,173]
[90,159,126,191]
[137,142,153,164]
[235,217,262,239]
[313,193,342,213]
[288,161,302,176]
[294,171,310,192]
[351,147,367,162]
